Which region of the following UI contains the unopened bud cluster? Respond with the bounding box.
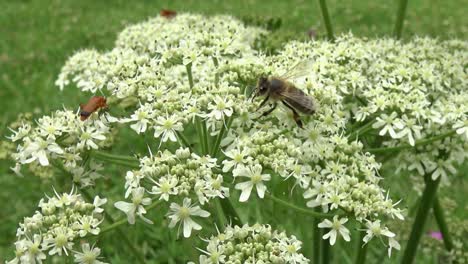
[193,224,309,264]
[8,188,107,263]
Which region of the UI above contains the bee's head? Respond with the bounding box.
[256,76,270,96]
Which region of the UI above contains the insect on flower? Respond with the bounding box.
[160,9,177,19]
[253,60,316,128]
[79,96,108,121]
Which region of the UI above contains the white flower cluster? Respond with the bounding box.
[192,224,309,264]
[115,147,227,237]
[51,14,407,251]
[8,109,110,185]
[7,188,107,264]
[276,36,467,184]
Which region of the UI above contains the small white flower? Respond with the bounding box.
[74,243,107,264]
[114,187,153,225]
[363,220,395,244]
[78,126,106,150]
[23,234,46,264]
[150,176,178,201]
[42,227,75,256]
[303,180,328,209]
[10,163,24,177]
[21,138,63,166]
[222,147,251,172]
[234,164,271,202]
[318,216,351,245]
[372,112,404,138]
[207,96,233,120]
[387,237,401,257]
[453,118,468,140]
[122,103,155,134]
[396,115,422,146]
[167,198,210,238]
[429,159,457,181]
[92,196,107,214]
[153,114,184,142]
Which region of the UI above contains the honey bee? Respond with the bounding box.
[79,96,108,121]
[252,61,316,128]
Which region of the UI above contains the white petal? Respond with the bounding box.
[256,183,267,198]
[238,184,253,202]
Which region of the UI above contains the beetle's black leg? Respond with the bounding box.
[282,101,303,128]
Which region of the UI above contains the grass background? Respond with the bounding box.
[0,0,467,262]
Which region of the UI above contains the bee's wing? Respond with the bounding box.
[279,87,316,114]
[279,59,314,80]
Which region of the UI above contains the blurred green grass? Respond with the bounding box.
[0,0,467,262]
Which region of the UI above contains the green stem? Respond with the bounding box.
[355,229,368,264]
[201,119,209,154]
[365,130,457,154]
[99,217,128,234]
[401,175,441,264]
[313,209,322,264]
[195,117,208,154]
[322,232,331,264]
[211,116,234,157]
[347,120,375,139]
[394,0,409,39]
[212,57,220,87]
[186,62,194,89]
[91,151,139,162]
[176,131,193,152]
[214,199,227,231]
[219,197,243,226]
[91,154,139,169]
[266,194,339,218]
[317,0,335,41]
[98,200,162,235]
[432,195,454,252]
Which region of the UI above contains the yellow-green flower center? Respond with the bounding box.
[251,174,262,184]
[179,207,190,219]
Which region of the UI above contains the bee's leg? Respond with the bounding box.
[256,95,270,110]
[261,102,277,117]
[282,101,303,128]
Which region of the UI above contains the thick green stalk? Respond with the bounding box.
[186,62,194,89]
[317,0,334,41]
[218,197,243,226]
[394,0,409,39]
[266,194,338,218]
[401,175,441,264]
[355,230,368,264]
[433,195,454,252]
[312,209,322,264]
[365,130,456,154]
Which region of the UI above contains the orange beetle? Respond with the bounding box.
[79,96,108,121]
[160,9,177,19]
